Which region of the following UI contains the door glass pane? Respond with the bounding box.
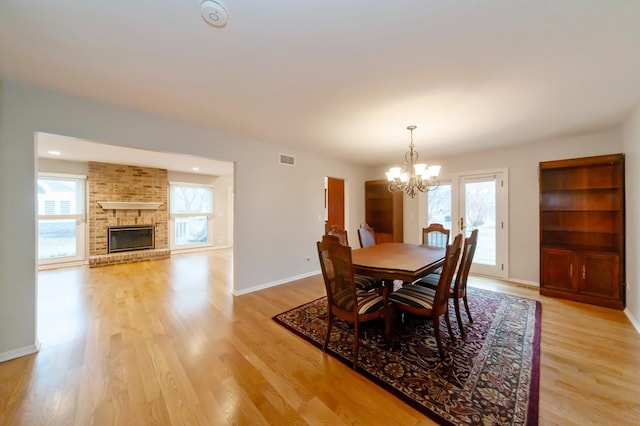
[464,178,496,265]
[38,219,77,259]
[427,183,452,230]
[175,216,209,246]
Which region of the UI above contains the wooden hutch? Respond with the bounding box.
[539,154,625,309]
[365,179,403,243]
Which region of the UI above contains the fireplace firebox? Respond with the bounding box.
[108,225,155,253]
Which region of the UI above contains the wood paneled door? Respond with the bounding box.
[326,177,345,233]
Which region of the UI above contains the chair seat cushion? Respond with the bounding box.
[389,284,437,310]
[333,288,385,314]
[416,272,440,288]
[416,273,455,296]
[354,274,381,291]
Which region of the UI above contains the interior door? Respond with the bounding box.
[325,177,345,233]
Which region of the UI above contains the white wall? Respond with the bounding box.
[622,106,640,331]
[0,80,370,360]
[379,128,623,284]
[38,158,89,175]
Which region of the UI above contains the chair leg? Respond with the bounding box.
[323,313,333,351]
[444,305,455,340]
[454,297,465,337]
[384,300,393,342]
[433,316,446,361]
[463,294,473,323]
[353,323,359,369]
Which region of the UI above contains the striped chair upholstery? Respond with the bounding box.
[387,284,437,310]
[354,274,380,292]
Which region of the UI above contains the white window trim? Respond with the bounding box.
[168,181,215,251]
[37,173,88,267]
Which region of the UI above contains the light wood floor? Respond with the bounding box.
[1,249,640,425]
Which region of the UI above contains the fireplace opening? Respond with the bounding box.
[108,225,155,253]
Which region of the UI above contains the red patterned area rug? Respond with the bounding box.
[273,287,540,426]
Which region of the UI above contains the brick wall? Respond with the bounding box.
[88,162,169,266]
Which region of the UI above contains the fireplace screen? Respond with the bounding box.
[108,225,155,253]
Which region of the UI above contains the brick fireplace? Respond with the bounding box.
[88,162,170,267]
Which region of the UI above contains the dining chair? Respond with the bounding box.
[327,225,349,246]
[317,234,387,369]
[416,229,478,337]
[325,227,380,293]
[422,223,450,248]
[387,234,463,362]
[357,223,376,248]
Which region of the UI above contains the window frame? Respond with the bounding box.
[169,181,215,251]
[37,173,87,267]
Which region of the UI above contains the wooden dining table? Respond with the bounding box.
[351,242,446,283]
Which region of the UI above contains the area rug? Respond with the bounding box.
[273,287,540,426]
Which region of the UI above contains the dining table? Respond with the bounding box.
[351,242,446,283]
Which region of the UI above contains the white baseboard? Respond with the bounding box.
[0,340,41,363]
[624,308,640,335]
[507,278,540,288]
[233,270,321,296]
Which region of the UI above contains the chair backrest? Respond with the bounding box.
[432,234,463,315]
[422,223,450,248]
[317,234,357,314]
[453,229,479,298]
[357,223,376,248]
[327,225,349,246]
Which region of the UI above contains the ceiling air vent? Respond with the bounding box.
[279,153,295,166]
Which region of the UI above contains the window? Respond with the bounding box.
[38,174,86,264]
[169,183,214,249]
[420,169,509,279]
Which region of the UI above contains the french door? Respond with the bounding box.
[419,168,508,279]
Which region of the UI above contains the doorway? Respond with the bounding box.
[419,168,508,279]
[325,177,345,233]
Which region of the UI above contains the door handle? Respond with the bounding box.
[582,265,586,280]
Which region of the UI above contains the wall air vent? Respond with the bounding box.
[279,153,296,166]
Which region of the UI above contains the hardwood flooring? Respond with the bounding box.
[1,248,640,425]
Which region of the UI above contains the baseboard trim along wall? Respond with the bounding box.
[0,340,41,363]
[233,270,321,296]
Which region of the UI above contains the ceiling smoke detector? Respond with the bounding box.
[201,1,227,28]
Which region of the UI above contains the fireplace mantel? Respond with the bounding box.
[98,201,163,210]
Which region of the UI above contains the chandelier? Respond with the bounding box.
[386,125,441,198]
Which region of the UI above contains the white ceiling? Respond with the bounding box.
[2,1,640,167]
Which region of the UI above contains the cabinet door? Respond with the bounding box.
[542,248,578,292]
[579,252,620,300]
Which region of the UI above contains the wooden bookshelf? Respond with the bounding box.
[539,154,625,309]
[365,180,403,243]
